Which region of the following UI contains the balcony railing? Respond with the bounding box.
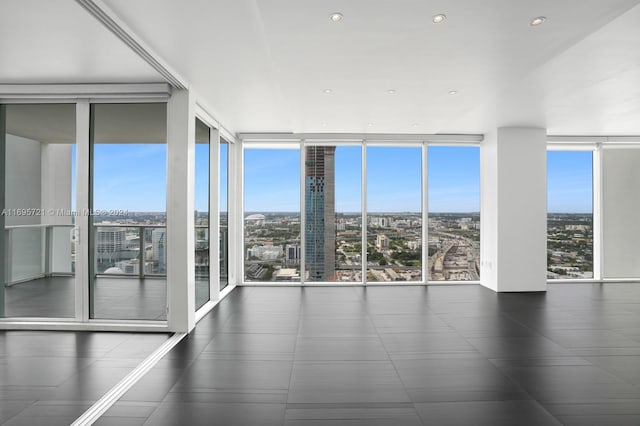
[93,224,167,279]
[4,223,227,285]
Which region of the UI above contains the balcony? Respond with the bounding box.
[3,223,227,320]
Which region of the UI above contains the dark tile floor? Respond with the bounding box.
[4,277,209,320]
[93,283,640,425]
[0,330,170,426]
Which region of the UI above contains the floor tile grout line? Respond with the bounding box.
[361,288,426,425]
[70,332,187,426]
[284,287,305,418]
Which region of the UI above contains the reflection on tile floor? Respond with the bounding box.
[96,283,640,425]
[8,283,638,425]
[0,330,170,426]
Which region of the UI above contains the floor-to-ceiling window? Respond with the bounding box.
[244,146,300,282]
[241,140,487,285]
[220,138,229,290]
[1,104,76,318]
[366,146,422,282]
[90,103,168,320]
[195,118,210,309]
[547,150,593,279]
[428,146,480,281]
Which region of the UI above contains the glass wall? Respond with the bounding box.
[241,143,488,285]
[1,104,76,318]
[547,150,593,279]
[195,118,210,309]
[428,146,480,281]
[366,146,422,282]
[220,138,229,290]
[90,103,167,320]
[304,145,362,282]
[244,147,300,282]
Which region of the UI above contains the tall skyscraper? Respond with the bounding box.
[305,146,336,280]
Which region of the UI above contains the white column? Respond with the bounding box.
[76,100,90,321]
[232,140,243,285]
[481,127,547,292]
[166,89,196,332]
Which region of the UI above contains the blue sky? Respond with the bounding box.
[86,144,592,214]
[92,144,167,211]
[90,143,229,212]
[547,150,593,213]
[244,146,481,213]
[428,146,480,213]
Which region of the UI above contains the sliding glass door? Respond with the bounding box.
[195,118,210,309]
[220,138,229,291]
[90,103,168,320]
[1,104,76,318]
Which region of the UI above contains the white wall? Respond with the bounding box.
[5,134,43,281]
[41,143,73,225]
[5,136,74,279]
[41,143,74,274]
[481,127,547,292]
[5,134,41,227]
[480,130,499,290]
[602,148,640,278]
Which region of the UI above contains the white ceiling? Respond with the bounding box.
[2,0,640,135]
[0,0,163,84]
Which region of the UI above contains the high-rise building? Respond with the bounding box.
[286,243,301,264]
[152,228,166,273]
[95,227,126,265]
[305,146,336,281]
[376,234,389,250]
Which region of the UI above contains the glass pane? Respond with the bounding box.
[244,148,300,282]
[2,104,76,318]
[220,139,229,290]
[547,151,593,279]
[428,146,480,281]
[366,146,422,282]
[195,119,210,310]
[305,145,361,282]
[90,103,167,320]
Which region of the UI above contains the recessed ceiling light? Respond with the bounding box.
[321,122,328,127]
[323,89,333,94]
[368,122,374,127]
[530,16,546,26]
[330,12,343,22]
[432,14,446,24]
[412,123,420,127]
[449,90,458,95]
[387,89,396,94]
